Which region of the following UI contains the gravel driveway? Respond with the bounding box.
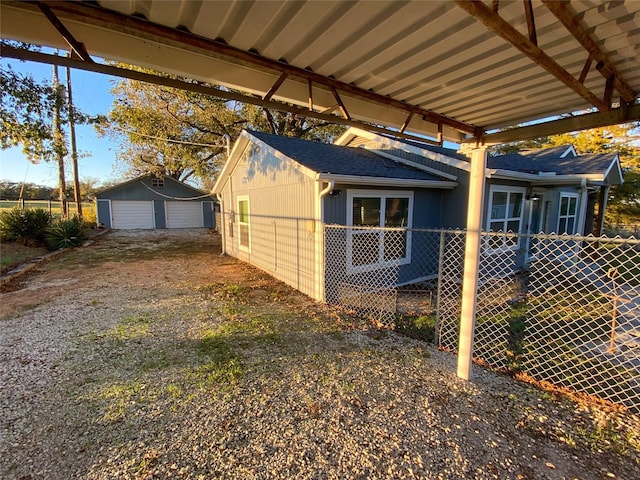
[1,229,638,479]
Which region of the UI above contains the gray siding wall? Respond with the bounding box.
[96,177,215,229]
[96,177,209,201]
[323,185,445,299]
[220,145,320,299]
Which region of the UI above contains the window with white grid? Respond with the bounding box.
[487,186,525,251]
[346,190,413,273]
[557,192,579,234]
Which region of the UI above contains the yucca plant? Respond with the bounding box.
[0,207,51,245]
[45,216,86,250]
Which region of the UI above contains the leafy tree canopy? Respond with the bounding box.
[98,68,346,184]
[0,64,61,163]
[0,43,91,164]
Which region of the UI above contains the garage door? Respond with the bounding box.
[111,200,155,229]
[166,201,203,228]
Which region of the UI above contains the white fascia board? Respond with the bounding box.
[333,127,372,145]
[488,169,605,185]
[315,173,457,189]
[602,153,624,185]
[560,145,577,158]
[335,127,471,172]
[334,129,358,146]
[212,132,251,194]
[372,150,458,181]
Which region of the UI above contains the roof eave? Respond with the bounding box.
[488,169,606,185]
[315,173,457,189]
[212,132,251,194]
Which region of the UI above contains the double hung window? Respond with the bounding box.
[347,190,413,272]
[487,186,525,250]
[558,193,578,234]
[237,196,250,251]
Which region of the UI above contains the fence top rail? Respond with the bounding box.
[324,224,639,245]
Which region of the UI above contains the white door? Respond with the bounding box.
[165,201,203,228]
[111,200,155,229]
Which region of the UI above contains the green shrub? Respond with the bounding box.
[0,207,51,245]
[395,314,437,342]
[45,216,86,250]
[82,207,97,229]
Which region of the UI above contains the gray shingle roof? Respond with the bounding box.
[381,134,618,177]
[488,148,618,175]
[248,130,445,181]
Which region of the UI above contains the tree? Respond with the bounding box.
[0,181,55,200]
[98,72,246,183]
[0,64,61,163]
[546,125,640,225]
[1,47,92,216]
[241,104,346,142]
[100,69,347,185]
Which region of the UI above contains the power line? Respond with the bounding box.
[139,181,213,200]
[112,124,222,147]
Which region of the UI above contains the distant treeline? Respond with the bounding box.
[0,179,111,201]
[0,181,59,200]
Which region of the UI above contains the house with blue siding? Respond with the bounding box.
[95,175,216,230]
[337,128,624,269]
[213,129,623,302]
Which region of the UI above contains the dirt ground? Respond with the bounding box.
[1,229,639,480]
[1,229,296,318]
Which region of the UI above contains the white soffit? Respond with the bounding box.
[1,0,638,144]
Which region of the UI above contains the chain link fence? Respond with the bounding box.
[324,225,640,412]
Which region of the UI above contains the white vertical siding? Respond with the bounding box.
[221,148,319,299]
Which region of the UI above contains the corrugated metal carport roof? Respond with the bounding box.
[1,0,638,145]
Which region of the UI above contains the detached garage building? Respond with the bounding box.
[95,175,216,229]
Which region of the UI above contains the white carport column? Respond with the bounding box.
[457,147,487,380]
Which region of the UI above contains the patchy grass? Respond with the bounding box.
[395,314,436,343]
[106,314,152,340]
[0,241,47,274]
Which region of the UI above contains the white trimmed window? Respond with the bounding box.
[487,186,525,250]
[558,193,579,234]
[347,190,413,273]
[237,196,250,251]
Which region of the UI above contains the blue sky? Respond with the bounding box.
[0,57,124,188]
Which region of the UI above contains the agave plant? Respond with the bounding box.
[0,207,51,245]
[45,216,87,250]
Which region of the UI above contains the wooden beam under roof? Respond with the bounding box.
[454,0,609,112]
[1,45,442,146]
[7,0,475,136]
[464,103,640,147]
[542,0,636,104]
[262,72,288,101]
[523,0,537,46]
[35,1,93,62]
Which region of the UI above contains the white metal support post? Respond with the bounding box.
[457,147,487,380]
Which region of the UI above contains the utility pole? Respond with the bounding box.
[66,65,83,219]
[52,63,67,218]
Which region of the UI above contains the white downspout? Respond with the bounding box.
[216,192,226,255]
[315,180,335,302]
[458,147,487,380]
[576,178,589,235]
